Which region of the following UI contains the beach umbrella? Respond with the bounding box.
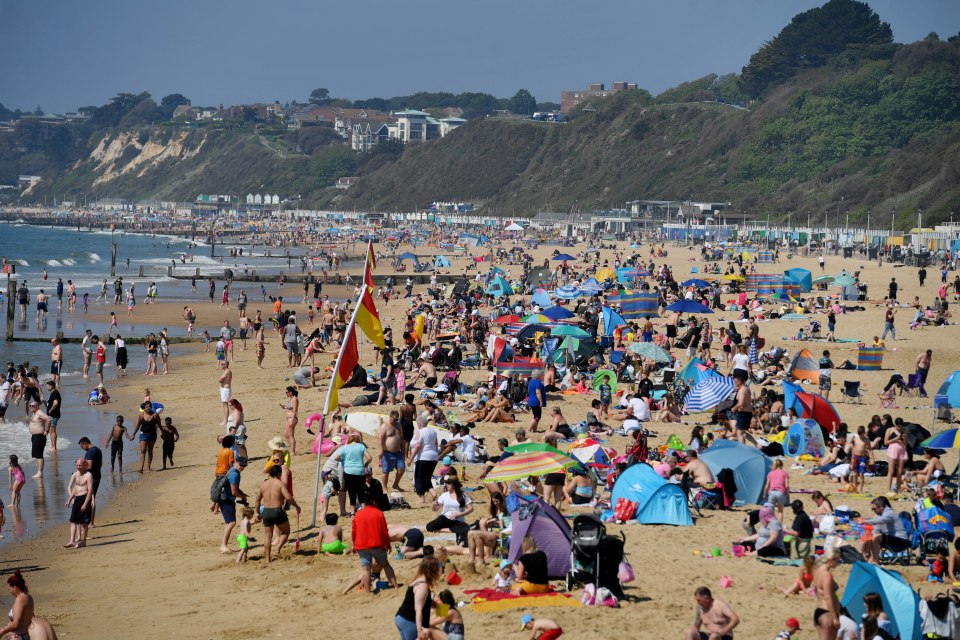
[683,377,736,413]
[619,268,648,278]
[568,439,613,468]
[595,267,617,282]
[833,272,856,287]
[681,278,711,288]
[627,342,673,363]
[521,313,551,323]
[921,429,960,449]
[550,325,590,338]
[542,305,575,321]
[578,279,604,295]
[506,442,567,456]
[554,285,582,300]
[748,338,759,365]
[812,275,835,285]
[664,300,714,314]
[485,450,578,482]
[515,324,551,340]
[494,314,521,325]
[552,253,576,261]
[768,293,797,302]
[505,222,524,231]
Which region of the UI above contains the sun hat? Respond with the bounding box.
[499,559,511,570]
[267,436,289,452]
[520,614,534,629]
[786,618,800,630]
[442,456,453,465]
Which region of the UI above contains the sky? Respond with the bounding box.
[1,0,959,114]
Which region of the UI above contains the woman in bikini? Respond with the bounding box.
[884,422,908,494]
[813,548,841,639]
[0,570,34,640]
[543,407,573,440]
[281,386,299,456]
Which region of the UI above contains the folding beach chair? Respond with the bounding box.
[902,373,925,398]
[840,380,864,404]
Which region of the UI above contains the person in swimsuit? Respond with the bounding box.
[0,570,34,640]
[317,513,347,555]
[131,402,161,473]
[884,423,907,494]
[254,464,300,563]
[280,387,299,456]
[65,457,93,548]
[813,547,841,639]
[429,589,465,640]
[108,415,131,474]
[684,586,739,640]
[395,557,442,640]
[564,467,596,505]
[8,455,25,508]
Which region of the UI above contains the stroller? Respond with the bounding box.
[914,505,954,563]
[566,515,626,600]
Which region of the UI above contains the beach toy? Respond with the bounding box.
[305,413,323,433]
[718,576,734,589]
[152,402,164,413]
[731,545,745,558]
[446,570,462,586]
[711,547,722,557]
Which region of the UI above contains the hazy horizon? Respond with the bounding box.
[1,0,959,114]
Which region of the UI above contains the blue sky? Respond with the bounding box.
[1,0,958,113]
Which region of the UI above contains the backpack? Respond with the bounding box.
[210,474,230,502]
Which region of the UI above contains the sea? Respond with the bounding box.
[0,222,333,547]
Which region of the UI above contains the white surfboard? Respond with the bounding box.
[344,412,386,436]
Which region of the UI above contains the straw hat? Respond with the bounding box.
[266,436,289,452]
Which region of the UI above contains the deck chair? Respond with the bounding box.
[878,388,900,409]
[840,380,863,403]
[901,373,925,398]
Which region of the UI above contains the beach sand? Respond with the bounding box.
[2,241,950,639]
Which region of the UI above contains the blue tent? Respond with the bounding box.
[783,268,812,292]
[783,419,827,458]
[841,562,920,639]
[486,275,513,297]
[700,440,772,506]
[530,289,553,308]
[935,370,960,408]
[579,278,604,295]
[781,380,805,416]
[611,463,693,526]
[601,306,628,335]
[676,357,719,387]
[395,252,420,267]
[433,255,451,268]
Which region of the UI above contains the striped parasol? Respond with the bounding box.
[748,339,759,365]
[554,285,582,300]
[683,376,736,413]
[485,450,579,482]
[627,342,673,363]
[921,429,960,449]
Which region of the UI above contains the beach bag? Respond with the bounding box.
[580,583,596,606]
[210,474,229,502]
[595,587,619,608]
[613,498,637,522]
[617,560,635,583]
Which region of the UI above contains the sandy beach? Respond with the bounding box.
[1,239,953,639]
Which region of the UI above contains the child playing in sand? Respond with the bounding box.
[201,329,212,352]
[318,476,340,523]
[160,417,180,470]
[430,589,465,640]
[215,337,226,366]
[521,615,563,640]
[236,506,254,563]
[108,415,130,473]
[493,559,513,592]
[782,555,816,595]
[317,513,346,554]
[8,455,24,508]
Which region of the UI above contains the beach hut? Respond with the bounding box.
[700,441,772,506]
[783,419,827,458]
[783,268,812,292]
[611,463,693,526]
[486,275,513,297]
[787,348,820,383]
[508,497,572,578]
[840,563,920,639]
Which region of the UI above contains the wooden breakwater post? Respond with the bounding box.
[5,277,14,341]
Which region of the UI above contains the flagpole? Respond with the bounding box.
[312,246,375,527]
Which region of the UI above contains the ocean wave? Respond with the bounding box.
[44,259,62,267]
[87,253,102,263]
[0,420,71,459]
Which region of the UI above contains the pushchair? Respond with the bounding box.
[566,515,605,591]
[914,505,954,563]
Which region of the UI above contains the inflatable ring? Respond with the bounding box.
[320,440,336,455]
[152,402,164,413]
[305,413,323,433]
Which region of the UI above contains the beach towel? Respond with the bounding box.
[465,588,580,612]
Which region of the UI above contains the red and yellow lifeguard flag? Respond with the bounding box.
[323,319,359,414]
[355,285,386,349]
[366,240,377,270]
[364,259,375,292]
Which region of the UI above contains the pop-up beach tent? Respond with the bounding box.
[611,463,694,526]
[676,357,719,387]
[395,252,420,268]
[787,348,820,384]
[783,268,812,292]
[508,497,572,578]
[530,289,553,309]
[841,562,920,639]
[486,275,513,297]
[700,440,772,505]
[783,419,827,458]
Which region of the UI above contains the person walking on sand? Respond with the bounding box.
[65,457,93,548]
[880,305,897,342]
[49,337,62,387]
[108,415,131,474]
[218,455,247,554]
[378,412,406,491]
[684,586,740,640]
[44,380,61,452]
[916,349,932,397]
[218,360,232,425]
[79,436,102,527]
[130,401,161,473]
[81,329,93,378]
[730,370,753,446]
[351,488,398,592]
[254,464,301,563]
